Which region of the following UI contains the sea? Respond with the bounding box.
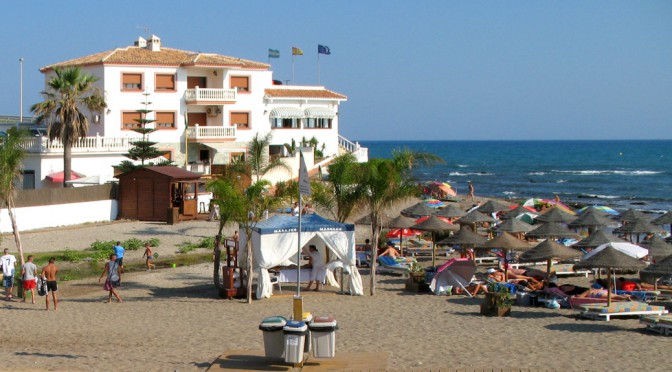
[359,140,672,215]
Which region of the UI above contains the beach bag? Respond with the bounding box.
[37,277,47,296]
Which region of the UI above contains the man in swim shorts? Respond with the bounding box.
[21,255,38,303]
[41,257,59,311]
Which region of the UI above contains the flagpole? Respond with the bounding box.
[317,52,320,84]
[292,52,295,84]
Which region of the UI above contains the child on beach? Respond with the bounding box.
[99,253,122,303]
[142,243,156,271]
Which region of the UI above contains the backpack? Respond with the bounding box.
[37,277,47,296]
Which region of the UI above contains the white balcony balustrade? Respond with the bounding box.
[21,134,132,154]
[184,87,237,103]
[186,124,236,140]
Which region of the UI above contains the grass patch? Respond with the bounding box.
[177,237,215,253]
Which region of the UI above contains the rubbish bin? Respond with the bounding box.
[516,292,531,306]
[259,316,287,359]
[308,316,338,358]
[283,320,308,364]
[302,312,313,353]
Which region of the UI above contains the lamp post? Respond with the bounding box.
[19,57,24,123]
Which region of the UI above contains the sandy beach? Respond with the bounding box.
[0,198,669,371]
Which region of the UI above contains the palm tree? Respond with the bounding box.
[31,67,106,187]
[310,153,362,222]
[0,128,28,266]
[243,132,289,182]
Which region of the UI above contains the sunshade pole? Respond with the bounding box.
[297,196,302,297]
[546,259,552,289]
[447,270,472,298]
[431,232,436,268]
[504,249,508,281]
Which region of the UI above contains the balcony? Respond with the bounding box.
[21,135,132,154]
[184,87,237,104]
[186,124,236,141]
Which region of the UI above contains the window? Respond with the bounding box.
[122,112,142,129]
[155,74,176,91]
[160,151,172,161]
[231,112,249,129]
[272,118,300,129]
[305,118,332,129]
[187,76,207,89]
[187,112,207,127]
[155,112,176,129]
[122,73,143,91]
[230,76,250,93]
[22,170,35,190]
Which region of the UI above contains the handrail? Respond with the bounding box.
[184,87,237,102]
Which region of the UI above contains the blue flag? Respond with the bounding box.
[268,49,280,58]
[318,45,331,55]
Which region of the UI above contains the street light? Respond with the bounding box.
[19,57,24,123]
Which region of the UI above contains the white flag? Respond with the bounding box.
[299,151,311,196]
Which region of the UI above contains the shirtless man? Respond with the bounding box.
[41,257,59,311]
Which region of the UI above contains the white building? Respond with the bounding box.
[20,35,367,189]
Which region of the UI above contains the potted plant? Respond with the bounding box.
[480,283,513,317]
[409,262,425,283]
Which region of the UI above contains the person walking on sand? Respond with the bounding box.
[21,255,38,304]
[99,254,122,303]
[304,245,325,292]
[1,248,17,300]
[466,181,475,201]
[142,243,156,271]
[113,241,125,274]
[41,257,59,311]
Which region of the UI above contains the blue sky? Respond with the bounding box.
[1,1,670,141]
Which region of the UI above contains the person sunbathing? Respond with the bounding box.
[378,243,401,258]
[576,287,632,301]
[453,283,488,296]
[487,268,543,291]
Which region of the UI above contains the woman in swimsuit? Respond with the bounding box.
[98,253,123,303]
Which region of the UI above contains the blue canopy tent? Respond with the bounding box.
[239,214,363,299]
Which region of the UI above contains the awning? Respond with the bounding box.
[200,143,246,153]
[304,107,336,119]
[269,107,305,119]
[64,175,113,185]
[46,171,85,183]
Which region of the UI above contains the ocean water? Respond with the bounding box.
[359,140,672,214]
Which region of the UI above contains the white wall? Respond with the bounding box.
[0,200,118,233]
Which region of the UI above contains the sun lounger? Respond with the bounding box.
[640,314,672,335]
[574,301,668,321]
[474,256,499,265]
[548,263,592,277]
[614,290,661,302]
[376,256,411,275]
[405,246,454,257]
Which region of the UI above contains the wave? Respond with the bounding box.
[577,194,620,199]
[528,172,545,176]
[502,191,516,195]
[456,164,468,168]
[448,171,494,177]
[556,179,567,183]
[552,170,663,176]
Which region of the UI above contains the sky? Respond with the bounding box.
[0,1,670,141]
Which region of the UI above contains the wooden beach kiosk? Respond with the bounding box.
[117,166,205,223]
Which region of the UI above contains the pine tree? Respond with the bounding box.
[117,93,172,172]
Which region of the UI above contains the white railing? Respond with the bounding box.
[338,134,368,162]
[184,87,237,102]
[21,134,132,153]
[186,124,236,140]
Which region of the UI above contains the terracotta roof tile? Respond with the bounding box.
[264,89,347,100]
[41,46,269,72]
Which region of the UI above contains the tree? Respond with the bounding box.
[117,92,172,172]
[0,128,28,266]
[310,153,362,222]
[31,67,106,187]
[242,132,289,182]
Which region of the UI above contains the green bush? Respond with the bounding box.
[124,238,143,251]
[145,238,161,247]
[89,240,116,252]
[61,249,85,263]
[198,236,215,249]
[177,241,198,254]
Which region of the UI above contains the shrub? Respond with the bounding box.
[124,238,143,251]
[198,236,215,249]
[177,241,198,254]
[145,238,160,247]
[89,240,116,252]
[61,249,85,263]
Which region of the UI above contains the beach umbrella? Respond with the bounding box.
[652,211,672,235]
[641,255,672,289]
[640,235,672,262]
[519,239,583,286]
[411,216,459,268]
[477,232,533,280]
[385,228,420,238]
[491,218,535,234]
[572,229,627,249]
[355,213,391,226]
[456,209,492,224]
[424,198,446,208]
[612,218,660,243]
[568,210,618,234]
[501,205,537,220]
[584,242,648,260]
[433,204,465,219]
[535,206,577,224]
[526,222,581,240]
[437,226,487,259]
[430,258,477,296]
[415,215,455,226]
[401,202,435,218]
[574,245,647,306]
[477,199,514,215]
[385,214,417,256]
[427,181,457,197]
[616,208,651,222]
[577,205,619,216]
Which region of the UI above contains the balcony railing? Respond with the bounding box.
[184,87,237,103]
[186,124,236,140]
[20,135,132,154]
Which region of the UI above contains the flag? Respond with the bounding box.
[299,151,312,196]
[318,45,331,55]
[268,49,280,58]
[292,47,303,56]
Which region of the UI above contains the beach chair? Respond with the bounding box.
[574,301,668,321]
[640,314,672,335]
[376,256,411,275]
[614,290,660,302]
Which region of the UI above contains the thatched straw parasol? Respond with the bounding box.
[433,204,466,219]
[437,226,487,259]
[501,205,537,220]
[411,216,459,268]
[652,211,672,235]
[477,232,533,280]
[568,211,618,230]
[617,208,651,222]
[641,254,672,289]
[535,206,577,224]
[385,215,417,256]
[401,202,435,218]
[526,222,581,240]
[640,235,672,262]
[573,229,627,249]
[574,245,647,306]
[613,218,660,243]
[491,218,535,234]
[456,209,492,224]
[477,199,514,215]
[355,214,391,226]
[519,240,582,286]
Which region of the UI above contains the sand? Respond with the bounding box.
[1,198,669,371]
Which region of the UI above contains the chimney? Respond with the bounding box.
[147,35,161,52]
[134,36,147,48]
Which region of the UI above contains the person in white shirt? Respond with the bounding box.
[1,249,17,300]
